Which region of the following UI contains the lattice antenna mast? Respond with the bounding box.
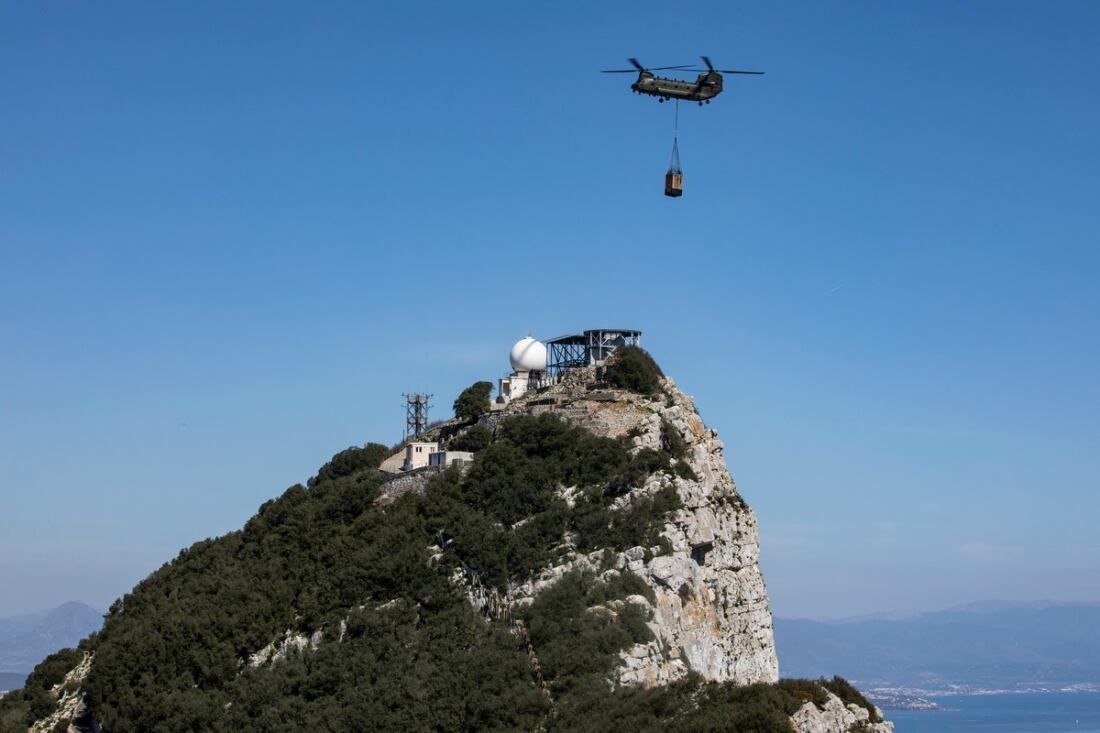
[403,393,432,440]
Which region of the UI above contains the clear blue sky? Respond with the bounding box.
[1,1,1098,619]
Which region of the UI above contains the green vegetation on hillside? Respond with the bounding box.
[605,346,664,396]
[447,423,492,452]
[308,442,389,486]
[0,408,875,733]
[422,414,682,587]
[453,380,494,421]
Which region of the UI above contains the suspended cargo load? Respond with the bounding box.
[665,135,683,197]
[665,171,683,197]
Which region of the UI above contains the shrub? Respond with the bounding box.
[310,443,389,485]
[516,569,653,698]
[775,678,829,708]
[448,424,492,452]
[820,675,881,722]
[0,699,28,733]
[605,346,663,396]
[422,414,683,588]
[672,461,698,481]
[660,419,687,459]
[453,380,494,421]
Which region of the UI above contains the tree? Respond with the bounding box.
[605,346,664,396]
[310,443,390,485]
[453,381,493,422]
[448,424,492,452]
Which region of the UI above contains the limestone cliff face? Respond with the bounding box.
[488,367,780,687]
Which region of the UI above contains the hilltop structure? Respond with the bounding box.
[498,329,642,404]
[9,331,892,733]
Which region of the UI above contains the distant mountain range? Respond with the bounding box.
[775,600,1100,691]
[0,602,102,687]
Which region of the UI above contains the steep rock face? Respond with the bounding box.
[491,368,779,687]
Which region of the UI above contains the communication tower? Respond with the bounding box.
[403,393,432,440]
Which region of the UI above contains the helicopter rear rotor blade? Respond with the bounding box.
[695,56,764,74]
[681,68,765,75]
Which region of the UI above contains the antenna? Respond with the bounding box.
[403,393,432,440]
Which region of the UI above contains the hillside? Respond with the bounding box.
[0,350,890,733]
[776,601,1100,691]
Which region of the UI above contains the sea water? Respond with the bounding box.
[887,692,1100,733]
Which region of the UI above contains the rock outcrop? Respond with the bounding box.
[487,367,779,687]
[791,691,894,733]
[29,652,95,733]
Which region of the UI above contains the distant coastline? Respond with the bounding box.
[869,684,1100,711]
[883,691,1100,732]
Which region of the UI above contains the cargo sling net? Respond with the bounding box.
[668,100,682,174]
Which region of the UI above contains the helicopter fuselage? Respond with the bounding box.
[631,71,723,102]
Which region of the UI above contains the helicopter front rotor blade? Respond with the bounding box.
[604,59,693,73]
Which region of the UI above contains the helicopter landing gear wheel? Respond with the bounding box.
[658,98,665,103]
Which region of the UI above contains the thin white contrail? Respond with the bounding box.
[826,283,846,295]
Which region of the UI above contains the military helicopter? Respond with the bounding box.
[602,56,764,105]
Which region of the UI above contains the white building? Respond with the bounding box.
[403,442,440,471]
[498,336,548,404]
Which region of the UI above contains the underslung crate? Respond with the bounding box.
[664,171,683,197]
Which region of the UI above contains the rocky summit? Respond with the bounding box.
[0,348,891,733]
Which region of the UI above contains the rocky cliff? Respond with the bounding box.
[5,352,891,733]
[487,366,779,688]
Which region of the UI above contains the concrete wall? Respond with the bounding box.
[428,450,475,468]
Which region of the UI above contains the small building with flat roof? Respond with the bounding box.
[403,442,440,471]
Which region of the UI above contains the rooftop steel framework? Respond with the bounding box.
[545,329,642,380]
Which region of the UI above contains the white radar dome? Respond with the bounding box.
[510,336,548,372]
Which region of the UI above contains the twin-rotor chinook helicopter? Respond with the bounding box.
[604,55,763,197]
[602,56,764,105]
